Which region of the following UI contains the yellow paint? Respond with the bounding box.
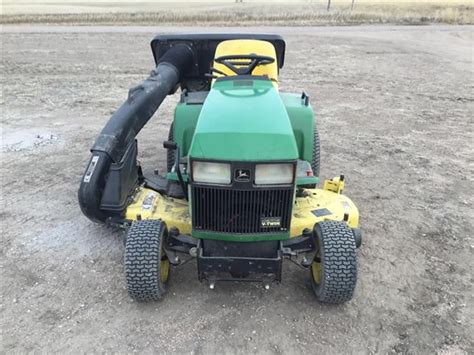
[161,259,170,283]
[125,189,192,235]
[213,39,279,88]
[311,262,322,284]
[323,176,345,194]
[126,186,359,238]
[290,188,359,236]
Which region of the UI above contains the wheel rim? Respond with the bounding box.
[311,262,322,284]
[160,259,170,283]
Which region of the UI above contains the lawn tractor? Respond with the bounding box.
[78,34,362,303]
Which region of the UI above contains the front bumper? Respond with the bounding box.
[163,233,316,283]
[197,239,283,282]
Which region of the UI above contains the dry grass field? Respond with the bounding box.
[1,1,473,25]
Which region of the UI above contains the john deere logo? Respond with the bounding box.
[235,169,251,182]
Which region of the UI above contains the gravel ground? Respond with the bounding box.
[1,25,473,354]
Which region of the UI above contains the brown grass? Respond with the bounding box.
[1,3,473,25]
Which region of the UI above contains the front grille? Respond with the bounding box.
[192,186,293,234]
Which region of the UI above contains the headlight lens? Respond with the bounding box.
[192,161,231,184]
[255,163,294,185]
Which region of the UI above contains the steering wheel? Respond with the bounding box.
[213,54,275,76]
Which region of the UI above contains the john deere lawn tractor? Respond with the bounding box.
[79,34,362,303]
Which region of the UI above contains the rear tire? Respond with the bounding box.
[311,124,320,177]
[166,123,175,172]
[124,220,170,301]
[310,220,357,303]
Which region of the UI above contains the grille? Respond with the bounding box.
[192,186,293,234]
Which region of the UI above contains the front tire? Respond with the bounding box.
[124,220,170,301]
[311,221,357,303]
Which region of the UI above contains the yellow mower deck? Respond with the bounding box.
[125,177,359,238]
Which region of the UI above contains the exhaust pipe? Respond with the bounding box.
[78,44,194,223]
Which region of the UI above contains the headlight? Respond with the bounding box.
[255,163,294,185]
[192,161,231,184]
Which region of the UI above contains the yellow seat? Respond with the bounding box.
[213,39,279,88]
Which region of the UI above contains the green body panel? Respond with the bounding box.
[297,176,319,185]
[173,101,202,157]
[170,79,317,242]
[189,79,298,161]
[280,93,316,165]
[172,89,316,164]
[166,171,189,182]
[192,230,290,242]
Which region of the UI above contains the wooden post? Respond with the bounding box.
[327,0,331,11]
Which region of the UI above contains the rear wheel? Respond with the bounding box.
[124,220,170,301]
[166,123,175,172]
[311,124,320,177]
[311,221,357,303]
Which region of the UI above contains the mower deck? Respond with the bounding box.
[125,183,359,239]
[124,179,360,286]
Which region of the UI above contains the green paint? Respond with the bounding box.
[280,93,316,166]
[172,83,317,167]
[169,78,319,242]
[189,79,299,161]
[173,100,202,157]
[297,176,319,185]
[166,172,189,182]
[192,229,290,242]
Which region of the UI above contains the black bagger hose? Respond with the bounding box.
[78,44,194,223]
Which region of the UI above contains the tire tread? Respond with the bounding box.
[313,220,357,303]
[312,124,320,177]
[166,123,175,172]
[124,220,167,301]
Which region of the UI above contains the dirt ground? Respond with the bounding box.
[1,25,473,353]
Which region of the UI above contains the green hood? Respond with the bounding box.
[189,78,298,161]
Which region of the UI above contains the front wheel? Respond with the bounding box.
[124,220,170,301]
[310,220,357,303]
